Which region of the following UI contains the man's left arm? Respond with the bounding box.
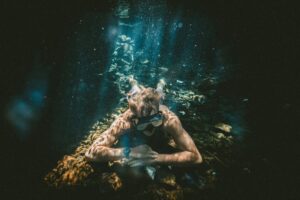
[154,114,203,165]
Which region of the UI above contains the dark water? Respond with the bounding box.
[0,0,298,199]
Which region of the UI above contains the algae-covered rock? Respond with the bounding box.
[214,123,232,133]
[44,84,238,199]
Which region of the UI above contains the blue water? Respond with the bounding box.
[6,1,298,200]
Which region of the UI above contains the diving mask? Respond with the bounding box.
[133,111,163,131]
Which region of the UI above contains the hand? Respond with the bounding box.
[126,157,157,167]
[126,145,158,167]
[129,144,158,159]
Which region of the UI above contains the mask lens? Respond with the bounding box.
[136,123,149,131]
[151,119,163,127]
[135,112,163,130]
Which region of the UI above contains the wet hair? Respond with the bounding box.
[127,87,162,117]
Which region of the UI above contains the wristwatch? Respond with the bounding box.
[123,147,131,158]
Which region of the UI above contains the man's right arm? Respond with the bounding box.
[85,112,131,162]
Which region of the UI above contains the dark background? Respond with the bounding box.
[0,0,298,199]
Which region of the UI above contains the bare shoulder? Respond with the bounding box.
[160,105,182,132]
[117,109,134,123]
[110,109,133,132]
[91,109,132,147]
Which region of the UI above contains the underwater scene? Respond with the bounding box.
[1,0,298,200]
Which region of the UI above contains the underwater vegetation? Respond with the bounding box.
[44,96,239,200]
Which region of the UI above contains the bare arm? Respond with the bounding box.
[85,111,131,162]
[155,111,203,165]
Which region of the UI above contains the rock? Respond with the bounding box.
[159,67,168,72]
[141,59,149,64]
[101,172,123,191]
[214,123,232,133]
[158,174,177,188]
[243,167,251,173]
[196,95,206,104]
[176,80,183,84]
[216,132,225,139]
[179,111,186,115]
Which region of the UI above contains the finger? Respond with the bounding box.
[126,157,138,164]
[127,158,142,166]
[149,150,158,155]
[130,153,143,159]
[128,160,144,167]
[143,152,157,157]
[129,157,155,167]
[124,158,134,165]
[130,163,143,167]
[140,154,157,159]
[131,160,147,167]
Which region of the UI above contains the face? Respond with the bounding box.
[129,102,158,118]
[128,89,159,118]
[130,102,159,136]
[127,88,161,135]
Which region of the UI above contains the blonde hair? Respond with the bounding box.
[128,87,161,117]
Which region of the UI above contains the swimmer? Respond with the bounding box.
[85,77,202,168]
